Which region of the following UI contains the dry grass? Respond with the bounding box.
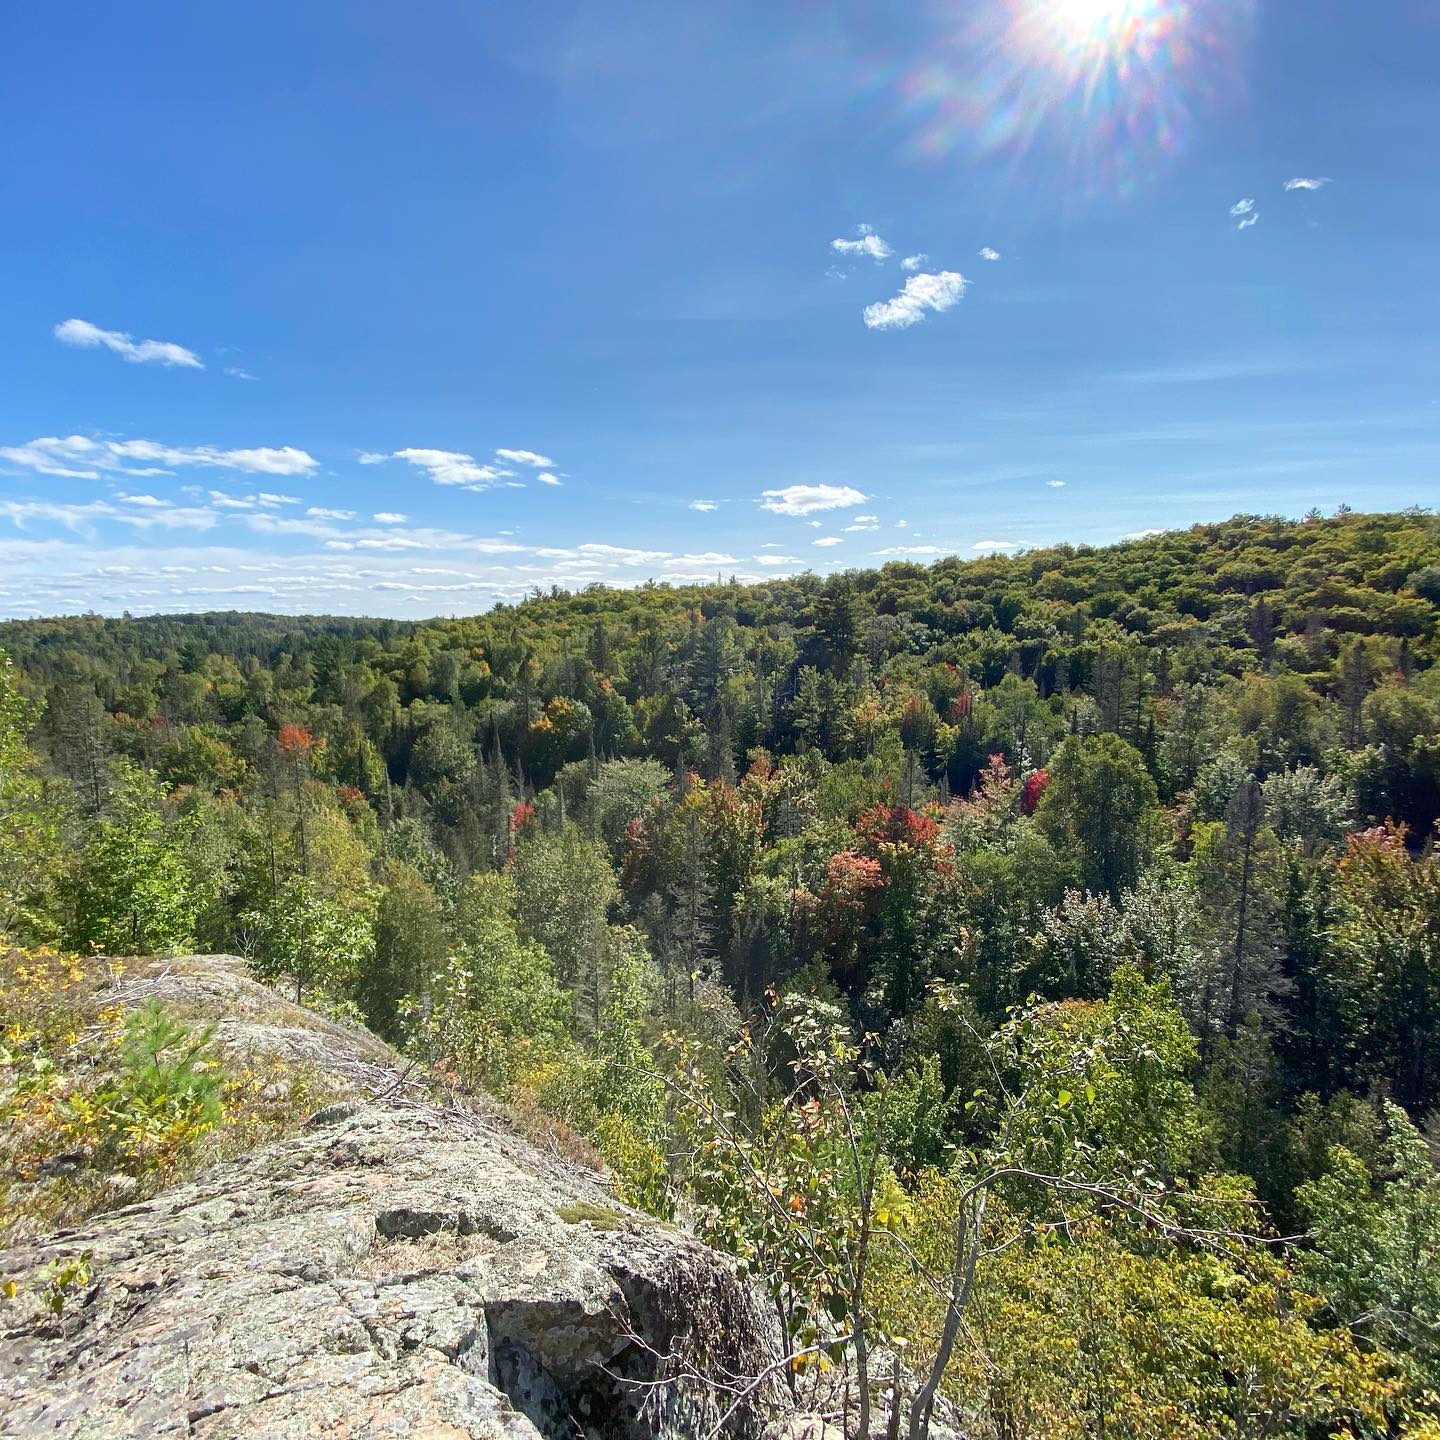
[0,946,345,1247]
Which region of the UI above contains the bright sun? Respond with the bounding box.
[1015,0,1164,67]
[1046,0,1146,45]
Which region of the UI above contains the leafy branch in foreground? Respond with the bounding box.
[654,972,1396,1440]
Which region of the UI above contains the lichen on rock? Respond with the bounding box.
[0,957,787,1439]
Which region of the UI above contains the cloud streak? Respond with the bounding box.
[54,318,204,369]
[494,448,554,467]
[0,434,318,481]
[862,271,968,330]
[1284,177,1331,191]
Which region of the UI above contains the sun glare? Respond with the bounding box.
[1051,0,1140,42]
[891,0,1252,195]
[1019,0,1164,67]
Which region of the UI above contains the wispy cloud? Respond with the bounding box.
[752,553,801,566]
[536,472,562,486]
[901,253,928,272]
[813,536,844,547]
[1237,213,1259,231]
[978,247,1001,262]
[0,498,218,534]
[0,434,317,481]
[760,484,866,516]
[972,540,1018,553]
[224,367,257,381]
[874,545,944,557]
[831,224,892,261]
[863,271,968,330]
[308,506,356,520]
[1230,198,1256,217]
[535,542,672,565]
[689,499,719,512]
[387,448,514,491]
[494,448,554,467]
[1046,480,1067,488]
[373,512,408,524]
[53,318,203,369]
[1284,177,1331,191]
[845,515,879,532]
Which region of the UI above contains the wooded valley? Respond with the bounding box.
[3,508,1439,1438]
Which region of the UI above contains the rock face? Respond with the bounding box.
[0,958,786,1439]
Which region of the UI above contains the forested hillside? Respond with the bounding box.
[4,508,1440,1438]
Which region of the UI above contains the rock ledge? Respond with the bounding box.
[0,957,784,1439]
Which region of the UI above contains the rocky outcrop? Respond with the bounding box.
[0,957,787,1439]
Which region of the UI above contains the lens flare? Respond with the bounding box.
[893,0,1253,196]
[1042,0,1152,48]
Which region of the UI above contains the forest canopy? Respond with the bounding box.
[3,507,1439,1438]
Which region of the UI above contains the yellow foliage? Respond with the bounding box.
[0,947,336,1247]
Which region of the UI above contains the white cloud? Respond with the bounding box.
[1284,177,1331,191]
[813,536,844,547]
[534,543,672,566]
[536,472,562,486]
[844,514,879,532]
[1237,213,1259,231]
[308,506,355,520]
[358,452,388,465]
[373,512,408,524]
[1046,480,1067,488]
[224,366,257,381]
[494,448,554,467]
[689,499,719,512]
[205,490,299,512]
[972,539,1018,552]
[901,254,928,272]
[1122,527,1166,540]
[0,498,217,534]
[53,318,203,369]
[863,271,968,330]
[752,554,801,566]
[663,552,737,569]
[831,224,892,261]
[874,545,944,557]
[0,434,317,480]
[390,448,513,491]
[1230,198,1256,217]
[245,513,349,540]
[760,484,867,516]
[217,448,316,476]
[978,247,1001,261]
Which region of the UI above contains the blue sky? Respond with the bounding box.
[0,0,1436,618]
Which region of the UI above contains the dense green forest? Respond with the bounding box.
[4,508,1440,1437]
